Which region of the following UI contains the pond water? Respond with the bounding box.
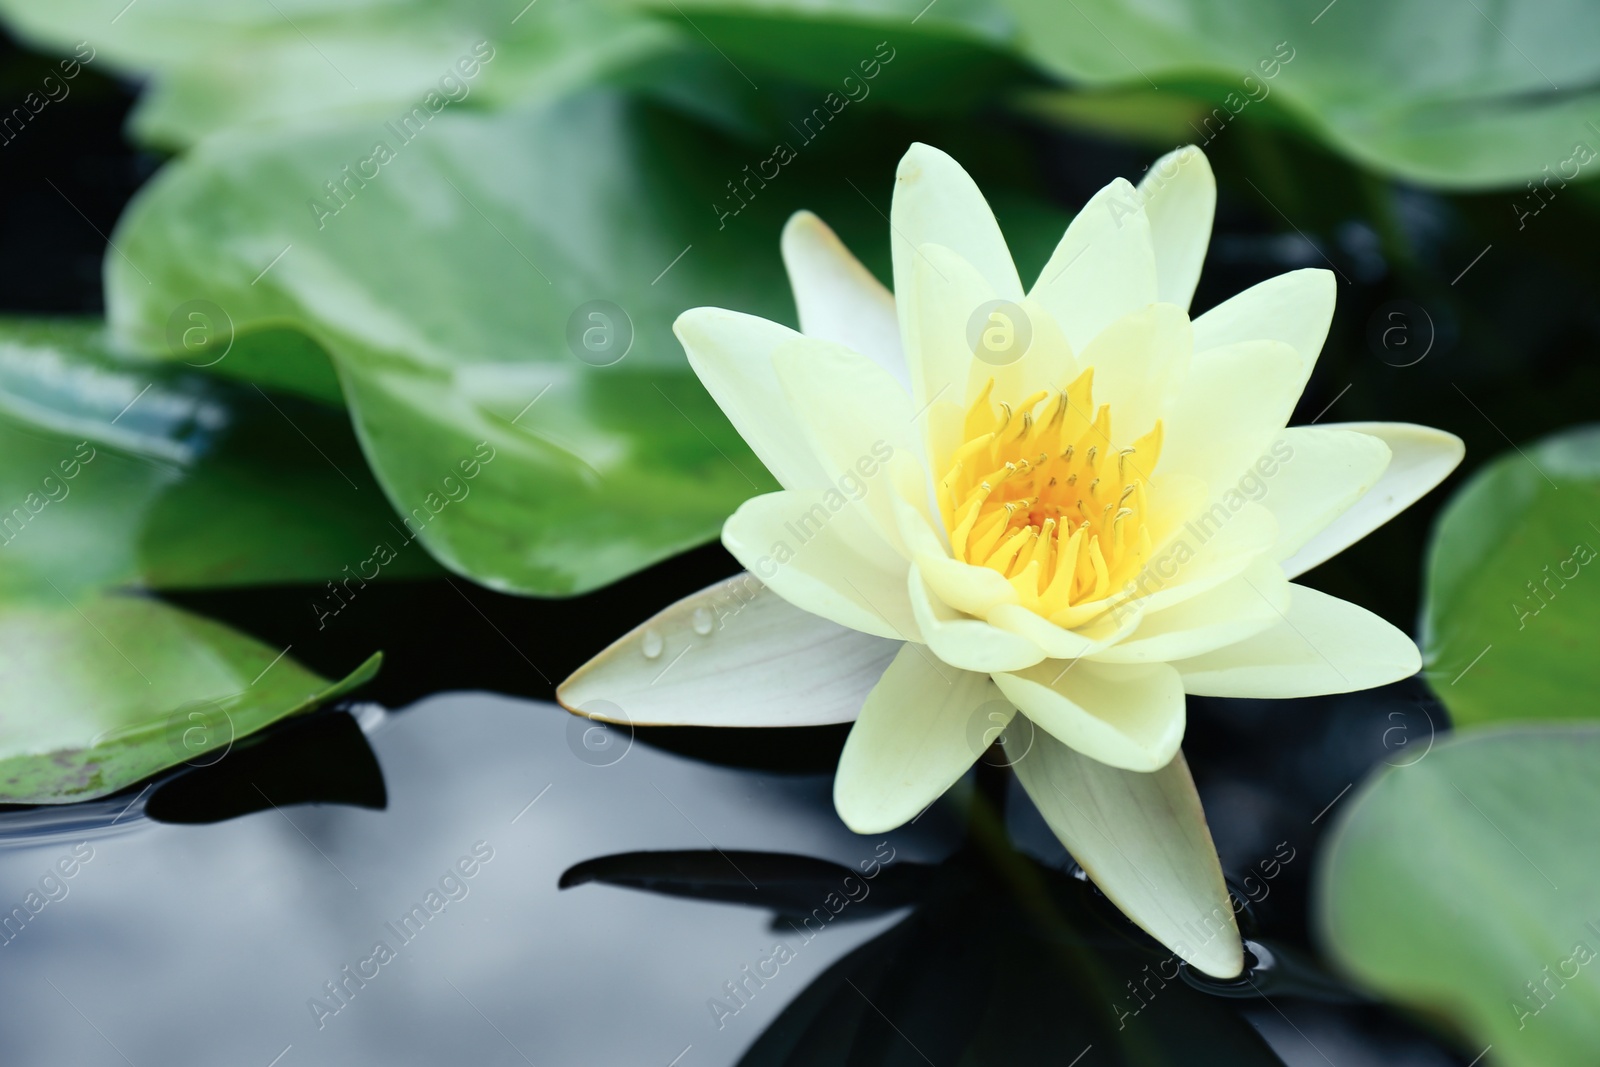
[0,691,1467,1066]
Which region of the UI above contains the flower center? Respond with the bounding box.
[937,368,1163,620]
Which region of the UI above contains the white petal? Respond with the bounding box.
[902,241,995,421]
[909,565,1048,673]
[995,660,1185,771]
[773,338,920,555]
[1191,268,1335,388]
[1256,427,1393,566]
[1280,422,1464,578]
[1093,556,1290,664]
[1133,499,1279,613]
[1076,302,1192,442]
[988,601,1139,661]
[834,644,998,833]
[1172,583,1421,697]
[558,573,898,726]
[890,143,1022,323]
[1157,339,1303,487]
[1028,176,1159,352]
[1011,731,1243,978]
[674,308,831,491]
[781,210,908,390]
[723,490,917,641]
[1137,145,1215,310]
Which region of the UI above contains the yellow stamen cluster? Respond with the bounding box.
[938,368,1162,621]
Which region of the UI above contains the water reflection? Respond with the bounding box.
[0,692,1466,1066]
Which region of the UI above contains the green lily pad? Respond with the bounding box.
[1317,726,1600,1065]
[0,591,380,804]
[0,0,674,147]
[106,93,834,595]
[0,318,438,594]
[1002,0,1600,188]
[1421,425,1600,726]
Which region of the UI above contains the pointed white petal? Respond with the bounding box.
[1157,339,1302,487]
[909,565,1048,673]
[1256,427,1392,566]
[902,241,995,422]
[1137,145,1215,310]
[834,644,998,833]
[995,660,1185,771]
[674,308,831,491]
[1029,176,1159,352]
[558,573,898,726]
[890,143,1022,325]
[1012,731,1243,978]
[1191,268,1335,388]
[1280,422,1464,578]
[1135,500,1279,613]
[1092,556,1289,664]
[1172,583,1421,697]
[773,338,919,555]
[1076,302,1192,441]
[723,490,917,642]
[781,210,908,390]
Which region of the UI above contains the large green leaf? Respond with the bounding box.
[1318,726,1600,1065]
[0,0,674,147]
[106,94,830,595]
[1421,425,1600,726]
[0,318,437,594]
[0,591,380,804]
[1002,0,1600,189]
[633,0,1033,113]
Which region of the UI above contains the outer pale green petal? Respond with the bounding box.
[1011,730,1243,978]
[674,308,831,491]
[1190,268,1335,388]
[890,142,1023,325]
[1092,557,1289,664]
[724,490,917,642]
[902,241,997,420]
[995,660,1185,772]
[909,565,1048,673]
[1172,584,1421,697]
[833,644,998,833]
[1076,302,1192,444]
[558,573,898,727]
[1257,427,1393,566]
[773,338,920,555]
[1028,176,1159,353]
[781,210,907,389]
[1137,145,1215,310]
[1280,422,1464,578]
[1157,339,1303,488]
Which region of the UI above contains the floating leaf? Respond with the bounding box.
[1318,726,1600,1065]
[0,591,379,804]
[1002,0,1600,188]
[107,94,824,595]
[1421,425,1600,725]
[0,318,437,594]
[0,0,675,147]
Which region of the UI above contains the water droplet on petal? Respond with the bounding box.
[691,607,714,636]
[640,628,663,659]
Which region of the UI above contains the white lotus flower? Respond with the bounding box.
[560,143,1463,978]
